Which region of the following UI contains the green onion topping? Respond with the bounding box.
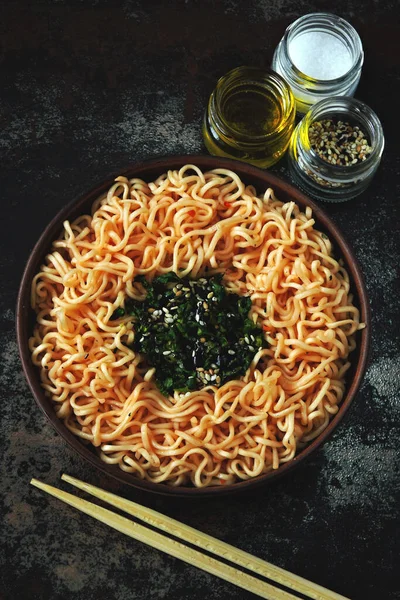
[112,272,267,396]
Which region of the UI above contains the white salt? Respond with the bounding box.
[289,31,353,80]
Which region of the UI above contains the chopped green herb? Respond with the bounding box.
[118,273,267,396]
[110,307,125,321]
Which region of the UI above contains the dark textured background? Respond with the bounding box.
[1,1,399,599]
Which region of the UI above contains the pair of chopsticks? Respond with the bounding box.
[31,475,350,600]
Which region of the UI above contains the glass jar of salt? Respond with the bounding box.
[272,13,364,115]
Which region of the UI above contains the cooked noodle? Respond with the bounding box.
[29,165,364,487]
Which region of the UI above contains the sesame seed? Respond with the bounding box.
[228,349,235,355]
[308,118,372,169]
[207,292,214,299]
[205,373,211,381]
[163,350,172,355]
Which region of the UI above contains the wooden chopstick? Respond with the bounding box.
[31,478,295,600]
[61,474,348,600]
[30,476,350,600]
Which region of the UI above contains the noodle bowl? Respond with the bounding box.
[25,161,367,490]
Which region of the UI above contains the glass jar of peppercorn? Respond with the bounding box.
[288,96,384,202]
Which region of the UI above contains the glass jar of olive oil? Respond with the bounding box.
[203,66,295,168]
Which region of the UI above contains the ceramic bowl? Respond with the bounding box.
[17,155,370,496]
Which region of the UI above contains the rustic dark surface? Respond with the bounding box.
[1,1,399,600]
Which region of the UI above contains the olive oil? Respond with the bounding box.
[203,67,295,168]
[222,88,283,137]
